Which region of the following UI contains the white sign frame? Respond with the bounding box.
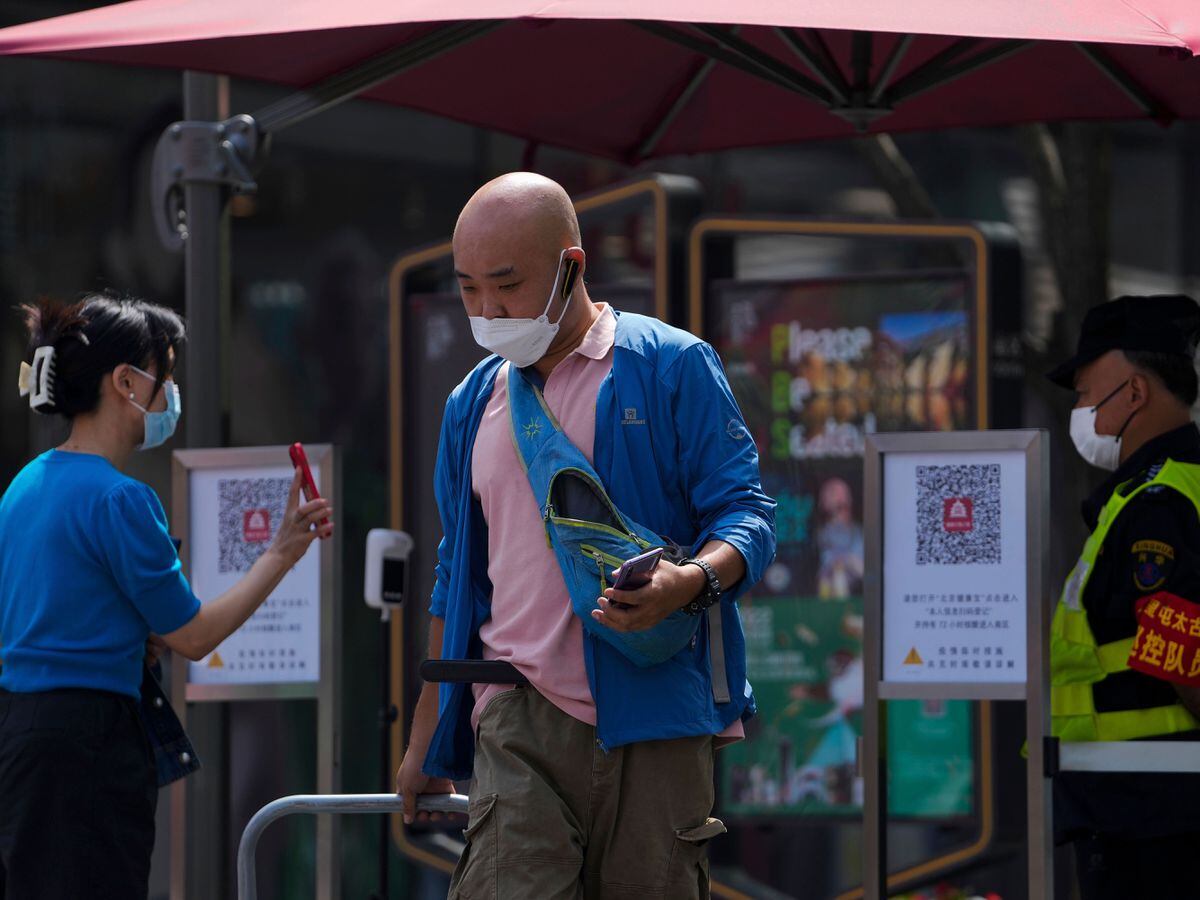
[169,445,342,900]
[171,445,338,702]
[862,430,1051,900]
[875,439,1035,700]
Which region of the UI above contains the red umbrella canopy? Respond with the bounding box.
[0,0,1197,161]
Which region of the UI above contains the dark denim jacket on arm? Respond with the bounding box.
[138,660,200,787]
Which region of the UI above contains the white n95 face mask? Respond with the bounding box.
[469,248,580,367]
[1069,379,1132,472]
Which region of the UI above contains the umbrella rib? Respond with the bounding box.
[801,29,853,98]
[775,28,849,104]
[689,23,834,105]
[633,21,830,105]
[1074,42,1175,122]
[253,20,501,133]
[634,55,720,159]
[851,32,872,91]
[878,37,982,102]
[885,40,1031,105]
[869,34,914,105]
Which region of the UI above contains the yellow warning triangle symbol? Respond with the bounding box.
[208,651,225,669]
[903,647,923,666]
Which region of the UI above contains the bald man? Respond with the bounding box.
[396,173,776,899]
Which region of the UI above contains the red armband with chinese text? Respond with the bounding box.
[1129,592,1200,685]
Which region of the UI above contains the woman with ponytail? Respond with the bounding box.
[0,293,333,899]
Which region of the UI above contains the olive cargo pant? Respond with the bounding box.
[449,685,726,899]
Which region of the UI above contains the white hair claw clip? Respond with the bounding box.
[19,346,56,412]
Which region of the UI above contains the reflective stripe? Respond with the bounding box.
[1051,460,1200,743]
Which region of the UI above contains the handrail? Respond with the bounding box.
[237,793,468,900]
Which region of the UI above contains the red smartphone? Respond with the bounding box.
[289,442,330,530]
[612,547,664,591]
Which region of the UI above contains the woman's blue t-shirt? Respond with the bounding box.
[0,450,200,698]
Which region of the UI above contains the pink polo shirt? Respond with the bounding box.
[470,303,742,743]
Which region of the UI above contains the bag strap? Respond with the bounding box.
[506,363,562,477]
[708,604,730,704]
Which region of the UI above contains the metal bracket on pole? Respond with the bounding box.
[150,21,503,253]
[1043,736,1060,778]
[150,113,266,252]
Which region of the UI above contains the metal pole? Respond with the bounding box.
[174,69,232,900]
[239,794,469,900]
[377,612,397,900]
[1025,432,1053,900]
[316,447,343,900]
[183,70,228,449]
[862,440,887,900]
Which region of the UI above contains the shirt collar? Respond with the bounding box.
[572,303,616,361]
[1083,422,1200,526]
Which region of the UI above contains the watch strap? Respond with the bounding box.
[681,557,722,616]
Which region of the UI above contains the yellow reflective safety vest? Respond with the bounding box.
[1051,459,1200,742]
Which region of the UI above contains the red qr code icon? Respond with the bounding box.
[243,509,271,543]
[943,497,974,533]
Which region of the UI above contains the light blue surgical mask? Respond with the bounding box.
[128,365,182,450]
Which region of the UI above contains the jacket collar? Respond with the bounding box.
[1083,422,1200,527]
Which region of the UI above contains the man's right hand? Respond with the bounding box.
[397,620,450,825]
[396,745,455,825]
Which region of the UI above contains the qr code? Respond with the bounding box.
[915,464,1001,565]
[218,477,290,573]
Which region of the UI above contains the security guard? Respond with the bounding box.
[1048,294,1200,900]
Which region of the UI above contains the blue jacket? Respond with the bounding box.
[423,311,776,780]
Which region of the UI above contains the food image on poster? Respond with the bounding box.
[709,273,978,819]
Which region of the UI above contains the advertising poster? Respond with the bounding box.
[709,274,978,818]
[187,464,322,685]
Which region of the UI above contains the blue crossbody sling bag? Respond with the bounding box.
[506,364,703,668]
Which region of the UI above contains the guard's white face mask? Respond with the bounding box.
[469,248,580,368]
[1070,379,1134,472]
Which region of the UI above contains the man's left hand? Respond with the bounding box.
[590,559,706,633]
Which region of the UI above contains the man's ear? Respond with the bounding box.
[1129,371,1151,410]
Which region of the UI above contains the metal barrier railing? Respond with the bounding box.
[238,660,518,899]
[237,793,469,900]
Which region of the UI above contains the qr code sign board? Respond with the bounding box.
[219,477,290,573]
[916,464,1000,565]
